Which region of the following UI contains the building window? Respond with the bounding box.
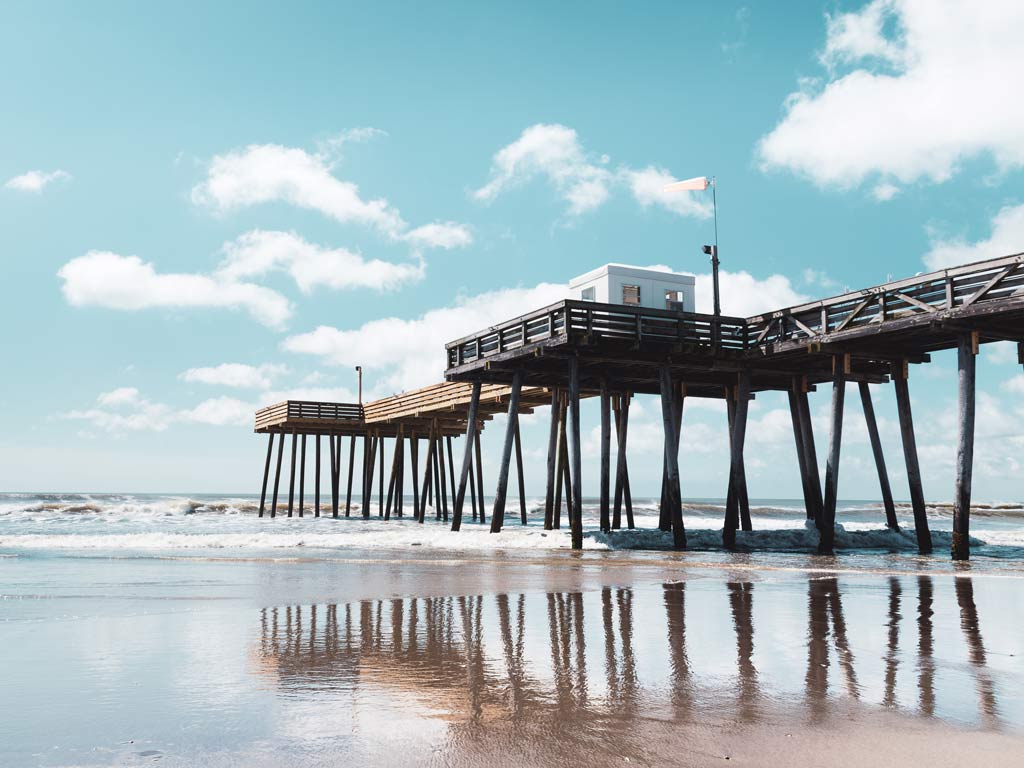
[622,284,640,305]
[581,286,595,301]
[665,289,685,311]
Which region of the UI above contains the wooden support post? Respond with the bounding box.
[362,435,375,518]
[452,381,482,532]
[446,435,457,522]
[556,396,570,530]
[378,436,385,518]
[659,365,686,549]
[612,393,631,530]
[298,433,306,518]
[345,435,355,518]
[568,359,584,550]
[314,435,321,518]
[436,432,449,522]
[384,432,401,520]
[329,434,339,518]
[410,434,420,523]
[623,456,634,530]
[270,431,285,518]
[953,334,977,560]
[287,429,298,518]
[820,358,846,554]
[727,395,752,531]
[258,433,274,518]
[788,389,814,520]
[419,428,435,522]
[432,429,443,520]
[397,434,405,518]
[468,446,478,521]
[858,382,899,530]
[514,421,527,525]
[599,381,612,533]
[543,388,560,530]
[491,370,523,533]
[894,367,932,554]
[474,430,485,524]
[723,372,750,548]
[797,389,825,527]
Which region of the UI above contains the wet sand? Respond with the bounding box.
[2,548,1022,766]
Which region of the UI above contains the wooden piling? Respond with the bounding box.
[612,393,631,530]
[787,389,814,520]
[419,427,435,522]
[258,433,274,518]
[514,421,527,525]
[410,434,420,522]
[432,428,443,520]
[796,388,825,526]
[953,334,977,560]
[287,429,297,518]
[468,446,478,521]
[727,395,752,532]
[270,431,285,518]
[858,382,898,530]
[599,380,611,533]
[329,434,339,518]
[659,365,685,549]
[452,381,482,531]
[554,396,569,530]
[491,370,523,533]
[446,436,456,522]
[314,435,321,518]
[543,388,560,530]
[436,432,449,522]
[474,430,486,524]
[568,358,583,550]
[298,433,306,518]
[378,436,385,518]
[894,366,932,554]
[345,435,355,517]
[723,372,750,548]
[820,357,847,554]
[363,435,376,519]
[384,432,401,520]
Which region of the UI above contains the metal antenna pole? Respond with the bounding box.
[712,176,721,317]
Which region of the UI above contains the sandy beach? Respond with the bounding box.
[3,498,1023,766]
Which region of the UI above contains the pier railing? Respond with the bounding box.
[255,400,364,430]
[446,299,749,369]
[745,252,1024,351]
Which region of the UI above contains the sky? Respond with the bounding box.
[2,0,1023,501]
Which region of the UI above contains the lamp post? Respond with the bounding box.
[355,366,363,405]
[663,175,720,316]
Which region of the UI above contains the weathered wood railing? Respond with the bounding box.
[255,400,364,430]
[746,252,1024,351]
[446,300,749,369]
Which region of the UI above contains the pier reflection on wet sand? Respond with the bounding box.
[253,574,1019,765]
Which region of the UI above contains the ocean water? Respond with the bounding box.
[2,492,1024,565]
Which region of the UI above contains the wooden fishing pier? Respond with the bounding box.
[254,252,1024,560]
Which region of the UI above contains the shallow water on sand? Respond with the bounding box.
[2,545,1023,767]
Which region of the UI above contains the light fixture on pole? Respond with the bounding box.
[355,366,363,405]
[663,175,720,316]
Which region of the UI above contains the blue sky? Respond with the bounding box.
[2,0,1023,500]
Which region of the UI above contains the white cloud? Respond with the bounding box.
[402,222,473,249]
[217,230,425,292]
[474,124,612,215]
[57,250,292,329]
[923,204,1024,270]
[985,340,1019,365]
[4,169,71,192]
[694,269,808,316]
[474,123,711,218]
[191,135,471,249]
[626,166,713,219]
[180,363,288,390]
[872,182,899,201]
[283,281,568,393]
[178,396,254,427]
[758,1,1024,191]
[63,389,174,433]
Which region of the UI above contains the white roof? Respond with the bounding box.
[569,263,696,288]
